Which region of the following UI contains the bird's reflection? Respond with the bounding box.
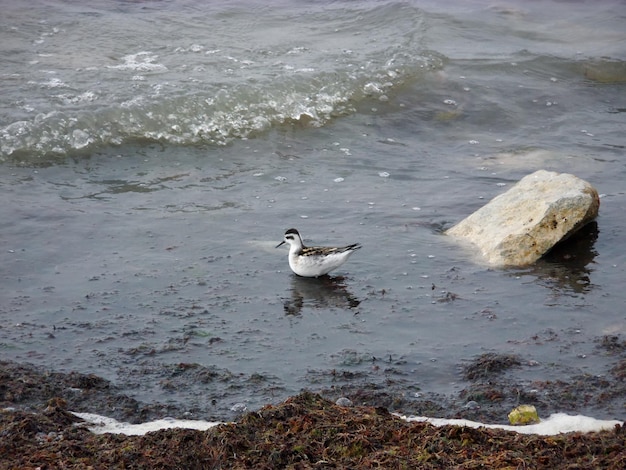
[283,275,361,315]
[513,221,599,294]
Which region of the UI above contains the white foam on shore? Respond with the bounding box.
[399,413,622,436]
[72,411,622,437]
[72,412,221,436]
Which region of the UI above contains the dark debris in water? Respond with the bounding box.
[463,352,522,380]
[317,342,626,425]
[597,335,626,354]
[0,361,184,424]
[1,392,625,469]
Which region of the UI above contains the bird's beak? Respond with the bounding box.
[275,240,286,248]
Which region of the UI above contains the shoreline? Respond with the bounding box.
[2,358,625,468]
[2,346,624,425]
[1,390,624,469]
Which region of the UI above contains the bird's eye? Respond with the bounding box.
[286,235,294,240]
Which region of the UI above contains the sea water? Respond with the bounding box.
[1,0,625,420]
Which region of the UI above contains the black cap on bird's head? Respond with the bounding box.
[276,228,300,248]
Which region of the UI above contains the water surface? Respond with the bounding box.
[1,0,625,420]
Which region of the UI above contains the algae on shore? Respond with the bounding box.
[1,392,624,469]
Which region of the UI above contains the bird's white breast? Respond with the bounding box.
[289,250,354,277]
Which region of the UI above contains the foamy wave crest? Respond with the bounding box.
[0,3,443,164]
[2,56,440,164]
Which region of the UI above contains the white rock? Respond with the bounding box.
[446,170,599,266]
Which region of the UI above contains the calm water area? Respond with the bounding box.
[1,0,625,421]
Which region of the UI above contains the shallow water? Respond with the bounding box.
[1,0,625,420]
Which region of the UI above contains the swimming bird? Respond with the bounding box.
[276,228,361,277]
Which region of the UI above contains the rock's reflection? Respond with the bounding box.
[283,275,361,315]
[522,222,599,294]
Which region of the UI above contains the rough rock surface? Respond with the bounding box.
[446,170,600,267]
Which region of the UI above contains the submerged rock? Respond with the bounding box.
[446,170,599,267]
[583,58,626,84]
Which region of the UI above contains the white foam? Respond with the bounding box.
[398,413,622,436]
[72,411,622,437]
[72,412,221,436]
[107,52,167,72]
